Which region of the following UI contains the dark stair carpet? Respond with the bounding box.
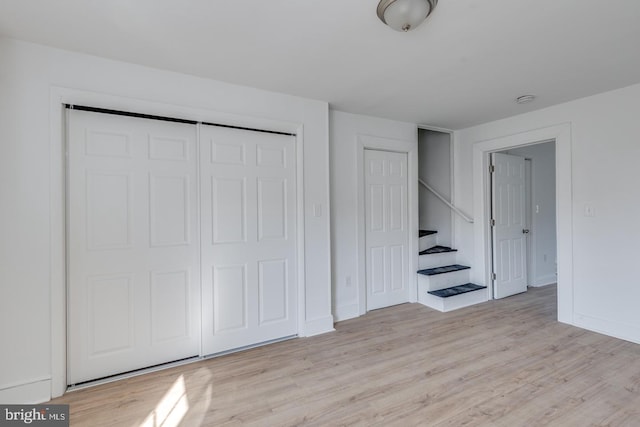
[419,245,458,256]
[428,283,487,298]
[419,230,437,237]
[417,264,470,276]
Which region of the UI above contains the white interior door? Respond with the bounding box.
[492,152,528,299]
[364,149,410,310]
[200,125,297,355]
[67,110,200,384]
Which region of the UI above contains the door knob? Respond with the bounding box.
[522,229,530,234]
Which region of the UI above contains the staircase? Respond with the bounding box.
[417,230,487,312]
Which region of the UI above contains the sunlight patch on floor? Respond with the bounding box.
[139,375,189,427]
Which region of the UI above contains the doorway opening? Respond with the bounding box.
[472,123,572,322]
[418,128,453,248]
[489,141,557,300]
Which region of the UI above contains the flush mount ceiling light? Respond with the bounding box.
[377,0,438,32]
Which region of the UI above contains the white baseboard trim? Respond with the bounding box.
[574,312,640,345]
[530,281,556,288]
[304,315,335,337]
[0,378,51,404]
[334,303,359,322]
[531,274,557,287]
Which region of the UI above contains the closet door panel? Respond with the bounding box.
[67,110,200,384]
[200,126,297,355]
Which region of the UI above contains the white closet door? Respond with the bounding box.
[200,125,297,355]
[364,149,410,310]
[67,110,200,384]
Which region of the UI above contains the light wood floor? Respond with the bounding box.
[51,285,640,426]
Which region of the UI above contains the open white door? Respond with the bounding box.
[200,125,297,355]
[492,152,528,299]
[364,149,410,310]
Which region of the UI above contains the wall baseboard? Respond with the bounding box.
[574,312,640,345]
[531,274,557,287]
[0,379,51,404]
[334,303,359,322]
[304,315,335,337]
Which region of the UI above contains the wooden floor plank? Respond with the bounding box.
[50,285,640,426]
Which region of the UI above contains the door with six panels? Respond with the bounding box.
[200,125,297,355]
[67,110,200,384]
[364,149,410,310]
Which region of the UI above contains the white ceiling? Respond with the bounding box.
[1,0,640,129]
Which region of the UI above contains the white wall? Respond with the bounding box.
[454,82,640,344]
[330,110,417,321]
[505,142,557,287]
[0,38,332,403]
[418,129,452,246]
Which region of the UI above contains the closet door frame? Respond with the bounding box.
[49,88,308,397]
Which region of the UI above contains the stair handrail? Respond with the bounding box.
[418,178,474,224]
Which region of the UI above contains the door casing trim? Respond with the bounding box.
[472,123,572,324]
[50,87,308,398]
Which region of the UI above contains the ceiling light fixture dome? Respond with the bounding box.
[377,0,438,32]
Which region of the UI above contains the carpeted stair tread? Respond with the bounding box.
[428,283,487,298]
[419,245,458,256]
[419,230,437,237]
[417,264,470,276]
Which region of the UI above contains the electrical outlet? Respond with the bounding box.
[584,204,595,217]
